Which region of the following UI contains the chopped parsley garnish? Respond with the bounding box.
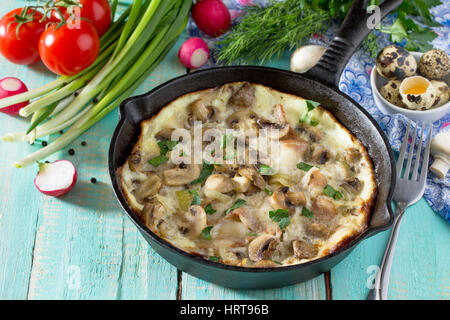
[305,99,320,111]
[324,184,343,200]
[301,207,314,218]
[246,232,258,237]
[264,188,273,196]
[204,204,216,215]
[224,199,246,214]
[148,139,178,167]
[258,164,275,175]
[190,161,215,185]
[209,256,220,262]
[189,189,202,205]
[296,161,314,172]
[269,209,290,229]
[201,226,214,240]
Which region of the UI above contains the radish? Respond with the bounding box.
[192,0,231,37]
[0,77,29,115]
[178,37,210,69]
[34,160,78,197]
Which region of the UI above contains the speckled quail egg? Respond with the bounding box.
[376,45,417,80]
[419,49,450,80]
[399,76,434,110]
[379,80,405,107]
[430,80,450,108]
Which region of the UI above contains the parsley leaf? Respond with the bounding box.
[201,226,214,240]
[204,204,216,215]
[269,209,290,229]
[190,161,215,185]
[301,207,314,218]
[323,184,343,200]
[258,164,275,175]
[148,139,178,167]
[297,162,313,172]
[148,154,168,167]
[224,199,246,215]
[209,256,220,262]
[189,189,202,206]
[264,188,273,196]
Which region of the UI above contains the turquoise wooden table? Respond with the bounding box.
[0,0,449,300]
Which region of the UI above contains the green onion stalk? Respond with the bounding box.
[0,0,192,167]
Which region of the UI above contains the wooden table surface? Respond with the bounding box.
[0,0,449,300]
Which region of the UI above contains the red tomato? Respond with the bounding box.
[51,0,112,36]
[39,20,100,76]
[0,8,46,65]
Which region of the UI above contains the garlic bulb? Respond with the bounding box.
[430,129,450,179]
[290,45,326,74]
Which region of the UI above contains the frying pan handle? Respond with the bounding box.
[304,0,403,88]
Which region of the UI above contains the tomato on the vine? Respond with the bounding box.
[51,0,112,36]
[39,20,100,76]
[0,8,47,65]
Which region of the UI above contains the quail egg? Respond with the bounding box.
[430,80,450,108]
[399,76,434,110]
[419,49,450,80]
[379,80,405,107]
[376,45,417,80]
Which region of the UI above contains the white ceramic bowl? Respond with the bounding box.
[371,51,450,124]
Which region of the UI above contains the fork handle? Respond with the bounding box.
[367,202,408,300]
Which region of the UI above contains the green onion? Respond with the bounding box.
[209,256,220,262]
[189,189,202,206]
[224,199,246,215]
[258,164,275,175]
[297,162,313,171]
[324,184,343,200]
[201,226,214,240]
[301,207,314,218]
[204,204,216,215]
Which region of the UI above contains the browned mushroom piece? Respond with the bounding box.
[312,197,337,223]
[344,148,362,163]
[227,109,259,132]
[280,137,309,159]
[302,167,327,193]
[140,199,166,231]
[252,260,279,267]
[128,151,142,172]
[311,146,331,164]
[286,191,306,206]
[228,82,255,108]
[188,98,215,123]
[248,234,278,262]
[292,240,318,259]
[155,128,175,141]
[305,222,330,238]
[342,177,363,194]
[296,123,323,143]
[232,175,251,193]
[270,187,290,210]
[237,167,265,190]
[204,174,234,193]
[184,205,207,238]
[132,172,162,204]
[257,119,290,139]
[163,164,201,186]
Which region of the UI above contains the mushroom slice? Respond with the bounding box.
[163,164,201,186]
[286,191,306,206]
[140,199,166,231]
[155,128,175,141]
[248,234,278,262]
[232,175,251,193]
[132,172,162,204]
[344,148,362,163]
[301,167,327,195]
[257,104,290,139]
[204,174,234,193]
[228,82,255,108]
[184,205,207,238]
[292,240,318,259]
[188,98,215,123]
[305,222,330,238]
[233,208,281,237]
[128,151,142,172]
[238,167,265,190]
[227,109,259,132]
[270,187,290,210]
[296,123,322,142]
[312,197,336,223]
[311,146,331,164]
[342,177,363,194]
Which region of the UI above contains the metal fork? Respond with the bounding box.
[367,120,433,300]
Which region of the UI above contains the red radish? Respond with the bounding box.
[0,77,29,115]
[34,160,78,197]
[192,0,231,37]
[178,37,210,69]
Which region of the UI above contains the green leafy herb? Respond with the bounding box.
[221,133,234,149]
[297,162,313,172]
[204,204,216,215]
[201,226,214,240]
[269,209,290,229]
[209,256,220,262]
[324,184,343,200]
[264,188,273,196]
[189,189,202,206]
[272,260,283,265]
[305,99,320,111]
[246,232,258,237]
[148,139,178,167]
[258,164,275,175]
[191,161,215,185]
[301,206,314,218]
[224,199,247,215]
[300,99,320,127]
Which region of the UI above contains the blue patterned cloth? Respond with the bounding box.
[188,0,450,221]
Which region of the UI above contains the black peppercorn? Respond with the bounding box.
[42,141,48,147]
[90,177,97,184]
[81,141,87,146]
[68,149,75,155]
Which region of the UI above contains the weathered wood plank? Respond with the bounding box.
[331,198,450,300]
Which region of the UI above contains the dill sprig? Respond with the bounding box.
[216,0,329,65]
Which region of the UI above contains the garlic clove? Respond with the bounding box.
[290,45,327,74]
[430,130,450,179]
